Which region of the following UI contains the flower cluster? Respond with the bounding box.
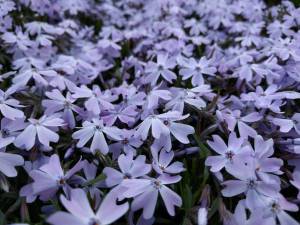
[1,0,300,224]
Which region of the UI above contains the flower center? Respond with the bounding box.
[33,121,40,125]
[196,66,202,72]
[158,65,164,71]
[158,164,165,170]
[64,101,71,108]
[123,173,132,179]
[122,138,129,145]
[57,70,66,76]
[163,120,169,126]
[58,178,66,186]
[152,180,162,189]
[1,129,10,137]
[89,218,101,225]
[225,151,234,160]
[247,179,256,189]
[271,202,280,213]
[94,125,102,131]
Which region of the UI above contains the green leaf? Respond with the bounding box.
[5,198,21,216]
[182,185,193,210]
[193,134,211,158]
[181,217,192,225]
[50,199,61,211]
[294,0,300,6]
[201,167,210,188]
[208,198,220,219]
[20,199,30,223]
[0,174,9,192]
[82,173,106,187]
[0,210,6,225]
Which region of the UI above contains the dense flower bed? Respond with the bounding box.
[1,0,300,224]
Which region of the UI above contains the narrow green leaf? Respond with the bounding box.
[181,217,192,225]
[5,198,21,216]
[20,199,30,223]
[0,174,9,192]
[208,198,220,219]
[82,173,106,187]
[0,210,6,225]
[182,185,193,210]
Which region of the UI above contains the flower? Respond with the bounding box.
[20,154,83,202]
[135,111,194,146]
[72,85,116,115]
[0,87,24,120]
[42,89,80,128]
[108,129,143,158]
[178,56,216,86]
[2,0,300,223]
[290,171,300,199]
[0,118,26,149]
[248,136,283,184]
[0,151,23,177]
[205,132,250,172]
[47,188,129,225]
[0,0,15,17]
[222,159,280,210]
[165,85,211,113]
[79,161,103,209]
[241,85,300,113]
[101,104,137,126]
[198,207,208,225]
[103,152,151,188]
[221,110,262,138]
[292,113,300,135]
[151,148,184,175]
[257,195,299,225]
[145,53,177,85]
[144,87,171,110]
[13,67,57,86]
[14,115,64,150]
[268,116,294,133]
[121,174,182,219]
[72,118,121,154]
[2,30,32,51]
[224,200,263,225]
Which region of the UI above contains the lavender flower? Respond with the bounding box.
[102,104,137,126]
[135,111,194,145]
[178,56,217,86]
[257,195,299,225]
[205,133,251,172]
[72,85,116,115]
[2,30,32,51]
[0,151,23,177]
[121,174,182,219]
[166,85,211,113]
[151,148,184,175]
[103,152,151,188]
[222,159,280,210]
[1,0,300,224]
[108,129,142,158]
[72,118,121,154]
[221,110,262,138]
[14,115,64,150]
[0,87,24,120]
[20,154,83,202]
[0,118,26,149]
[48,188,128,225]
[42,89,80,128]
[145,53,177,85]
